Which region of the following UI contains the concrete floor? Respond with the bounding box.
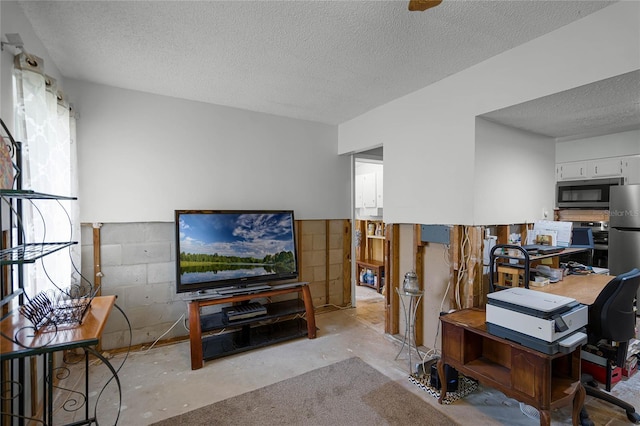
[58,285,639,425]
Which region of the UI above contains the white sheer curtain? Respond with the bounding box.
[13,52,81,298]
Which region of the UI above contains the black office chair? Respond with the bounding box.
[580,268,640,425]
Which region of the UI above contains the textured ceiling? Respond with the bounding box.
[482,70,640,141]
[16,0,637,139]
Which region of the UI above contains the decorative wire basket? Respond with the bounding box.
[20,289,92,331]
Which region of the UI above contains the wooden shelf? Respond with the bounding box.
[202,318,308,361]
[356,219,386,293]
[200,299,305,332]
[356,259,384,293]
[357,259,384,268]
[464,358,511,386]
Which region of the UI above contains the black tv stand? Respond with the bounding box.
[188,282,316,369]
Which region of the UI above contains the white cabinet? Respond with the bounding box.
[361,173,377,208]
[375,170,383,208]
[556,157,633,181]
[623,156,640,184]
[355,164,383,212]
[355,175,364,208]
[588,158,624,178]
[556,161,587,180]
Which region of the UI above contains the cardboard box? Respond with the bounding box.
[582,359,622,385]
[623,356,638,377]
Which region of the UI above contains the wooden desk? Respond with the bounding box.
[529,247,589,262]
[1,296,118,425]
[490,246,589,291]
[438,308,585,426]
[533,273,612,306]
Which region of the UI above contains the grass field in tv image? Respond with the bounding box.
[178,212,296,285]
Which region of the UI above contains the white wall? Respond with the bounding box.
[1,2,349,224]
[339,2,640,226]
[474,118,555,225]
[556,129,640,163]
[64,79,349,222]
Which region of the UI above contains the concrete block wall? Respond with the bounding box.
[81,222,185,350]
[299,219,351,308]
[81,219,351,351]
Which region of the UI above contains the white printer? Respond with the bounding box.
[486,287,588,354]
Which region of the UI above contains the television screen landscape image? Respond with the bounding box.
[175,210,298,293]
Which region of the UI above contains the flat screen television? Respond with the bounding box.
[175,210,298,294]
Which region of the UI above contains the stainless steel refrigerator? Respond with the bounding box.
[608,184,640,311]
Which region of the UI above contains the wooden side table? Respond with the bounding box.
[437,308,584,426]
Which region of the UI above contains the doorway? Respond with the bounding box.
[353,150,385,333]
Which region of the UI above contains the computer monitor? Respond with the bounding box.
[570,227,594,248]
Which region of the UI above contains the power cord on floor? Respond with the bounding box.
[142,313,185,353]
[316,302,353,310]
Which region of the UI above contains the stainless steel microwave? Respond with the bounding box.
[556,178,624,208]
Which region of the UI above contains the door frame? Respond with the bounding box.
[351,151,383,309]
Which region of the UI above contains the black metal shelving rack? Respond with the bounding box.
[1,118,79,426]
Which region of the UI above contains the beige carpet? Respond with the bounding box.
[151,357,458,425]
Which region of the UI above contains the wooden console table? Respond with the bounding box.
[437,308,584,426]
[1,295,120,425]
[188,283,316,370]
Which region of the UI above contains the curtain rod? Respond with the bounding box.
[1,33,24,53]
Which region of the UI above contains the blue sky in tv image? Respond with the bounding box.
[177,211,297,287]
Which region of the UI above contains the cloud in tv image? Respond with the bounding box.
[178,212,297,286]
